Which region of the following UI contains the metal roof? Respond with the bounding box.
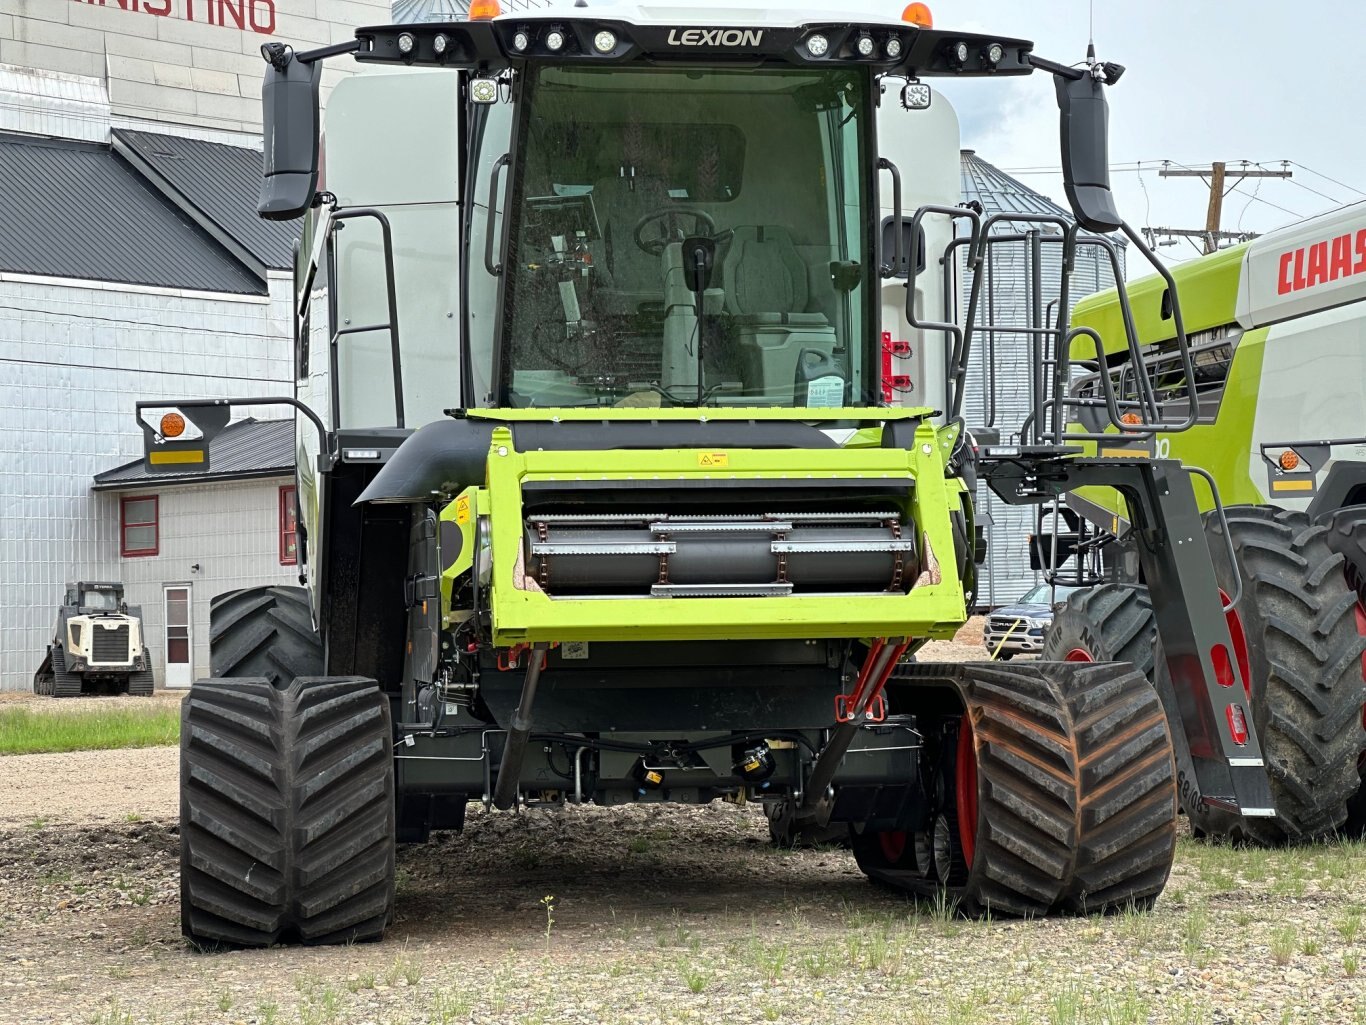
[959,149,1127,245]
[93,418,294,491]
[113,129,299,278]
[0,132,264,294]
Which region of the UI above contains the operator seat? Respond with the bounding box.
[591,171,674,313]
[720,225,839,400]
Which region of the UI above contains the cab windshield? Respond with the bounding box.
[81,589,119,611]
[495,64,874,409]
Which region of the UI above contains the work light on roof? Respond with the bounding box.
[512,28,531,51]
[470,77,499,103]
[545,27,566,51]
[855,34,875,57]
[805,33,829,57]
[397,31,416,56]
[948,40,969,66]
[901,80,931,110]
[984,42,1005,65]
[433,33,450,55]
[593,29,617,53]
[885,36,903,59]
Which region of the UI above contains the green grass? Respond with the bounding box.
[0,704,180,755]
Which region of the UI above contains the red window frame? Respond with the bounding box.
[120,495,159,557]
[280,484,298,565]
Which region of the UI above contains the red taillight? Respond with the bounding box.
[1226,703,1249,746]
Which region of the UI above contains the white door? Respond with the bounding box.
[163,585,192,689]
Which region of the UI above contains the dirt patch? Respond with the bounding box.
[0,747,179,826]
[2,782,1364,1024]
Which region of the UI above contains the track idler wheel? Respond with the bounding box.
[853,662,1178,916]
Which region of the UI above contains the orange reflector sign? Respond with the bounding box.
[149,449,205,465]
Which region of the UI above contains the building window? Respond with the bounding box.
[280,485,298,565]
[121,495,159,557]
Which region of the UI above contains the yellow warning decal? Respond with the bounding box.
[697,452,729,468]
[1272,479,1314,492]
[455,494,472,523]
[149,449,204,465]
[1100,448,1149,459]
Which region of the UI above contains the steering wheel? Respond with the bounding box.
[632,206,718,256]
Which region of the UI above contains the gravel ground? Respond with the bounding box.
[6,631,1363,1024]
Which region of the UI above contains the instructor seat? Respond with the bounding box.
[721,225,838,399]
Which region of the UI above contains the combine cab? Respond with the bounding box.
[34,582,154,697]
[139,1,1282,947]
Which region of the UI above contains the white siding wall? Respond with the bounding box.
[115,477,296,686]
[0,272,295,691]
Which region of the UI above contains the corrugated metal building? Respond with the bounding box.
[957,150,1126,607]
[1,0,390,692]
[0,72,298,691]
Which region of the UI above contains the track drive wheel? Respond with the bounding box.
[180,675,395,947]
[210,586,323,685]
[1320,506,1366,838]
[855,662,1177,916]
[1200,506,1366,842]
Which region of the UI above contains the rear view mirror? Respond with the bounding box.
[1054,72,1121,234]
[259,45,322,221]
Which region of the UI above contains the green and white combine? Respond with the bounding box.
[1044,201,1366,841]
[137,1,1287,947]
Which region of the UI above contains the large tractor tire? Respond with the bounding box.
[1319,506,1366,838]
[180,675,395,947]
[1200,506,1366,842]
[210,586,323,686]
[1041,584,1155,674]
[852,661,1177,916]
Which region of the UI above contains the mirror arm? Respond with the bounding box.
[295,39,363,64]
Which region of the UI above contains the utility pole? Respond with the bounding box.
[1159,161,1293,253]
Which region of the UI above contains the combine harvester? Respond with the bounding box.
[137,0,1286,945]
[1043,202,1366,841]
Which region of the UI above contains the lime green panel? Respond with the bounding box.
[1066,327,1271,521]
[1073,244,1248,355]
[483,424,967,644]
[438,486,480,619]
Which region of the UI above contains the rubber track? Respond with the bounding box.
[180,676,394,947]
[210,586,323,687]
[1205,507,1366,842]
[126,650,155,696]
[49,646,83,698]
[869,661,1177,917]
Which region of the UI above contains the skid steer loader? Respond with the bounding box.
[33,582,154,697]
[140,1,1278,946]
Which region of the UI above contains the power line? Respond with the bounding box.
[1292,162,1366,200]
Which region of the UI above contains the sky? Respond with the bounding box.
[929,0,1366,271]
